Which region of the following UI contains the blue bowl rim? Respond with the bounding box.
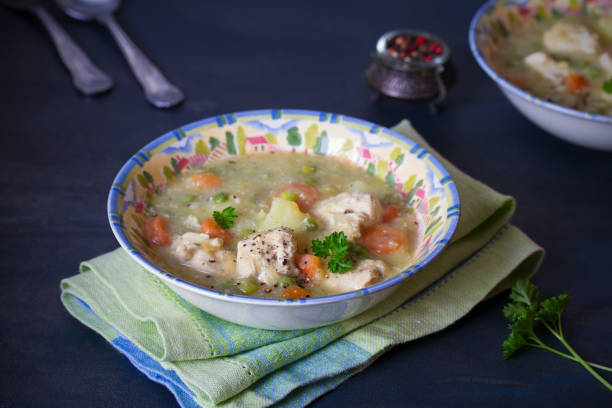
[107,109,461,307]
[468,0,612,124]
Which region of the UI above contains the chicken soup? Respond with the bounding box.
[143,153,422,299]
[495,16,612,115]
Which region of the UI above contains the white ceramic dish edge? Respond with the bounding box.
[469,0,612,151]
[108,109,460,330]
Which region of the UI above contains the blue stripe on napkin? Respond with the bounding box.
[70,295,372,408]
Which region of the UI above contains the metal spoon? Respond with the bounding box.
[1,0,113,95]
[56,0,184,108]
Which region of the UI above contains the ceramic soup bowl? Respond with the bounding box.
[108,109,460,329]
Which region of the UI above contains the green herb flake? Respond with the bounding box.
[213,192,229,204]
[213,206,238,229]
[603,78,612,94]
[584,67,599,79]
[278,277,296,288]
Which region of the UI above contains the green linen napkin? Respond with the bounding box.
[61,120,544,407]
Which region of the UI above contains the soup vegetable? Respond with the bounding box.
[495,15,612,115]
[143,152,422,299]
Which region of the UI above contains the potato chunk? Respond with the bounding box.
[171,232,236,276]
[318,259,388,294]
[259,198,309,232]
[236,227,298,284]
[543,21,599,55]
[310,192,382,240]
[389,211,423,254]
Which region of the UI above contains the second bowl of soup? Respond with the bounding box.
[470,0,612,150]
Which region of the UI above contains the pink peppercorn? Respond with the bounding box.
[386,33,444,63]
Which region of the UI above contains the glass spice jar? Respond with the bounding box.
[365,29,455,113]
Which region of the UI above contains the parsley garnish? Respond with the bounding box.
[213,206,237,229]
[603,78,612,94]
[311,231,353,274]
[502,280,612,391]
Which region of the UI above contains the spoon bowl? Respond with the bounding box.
[56,0,119,21]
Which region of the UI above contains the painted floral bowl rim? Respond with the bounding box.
[469,0,612,124]
[107,109,460,307]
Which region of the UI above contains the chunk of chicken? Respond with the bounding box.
[171,232,236,276]
[524,51,572,91]
[600,53,612,75]
[236,227,298,284]
[543,21,599,55]
[310,192,382,240]
[389,211,423,254]
[318,259,388,294]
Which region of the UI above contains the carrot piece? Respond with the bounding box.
[147,216,171,247]
[273,182,320,212]
[566,74,589,93]
[200,218,233,242]
[192,173,222,190]
[360,225,406,255]
[282,285,309,299]
[382,204,400,223]
[296,254,322,282]
[507,75,527,88]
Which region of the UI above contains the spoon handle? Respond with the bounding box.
[99,14,184,108]
[33,6,113,95]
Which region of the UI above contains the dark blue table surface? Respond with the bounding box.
[1,0,611,406]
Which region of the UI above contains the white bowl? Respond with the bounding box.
[108,109,460,329]
[469,0,612,151]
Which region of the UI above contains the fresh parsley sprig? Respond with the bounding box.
[311,231,353,274]
[213,206,237,229]
[502,280,612,391]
